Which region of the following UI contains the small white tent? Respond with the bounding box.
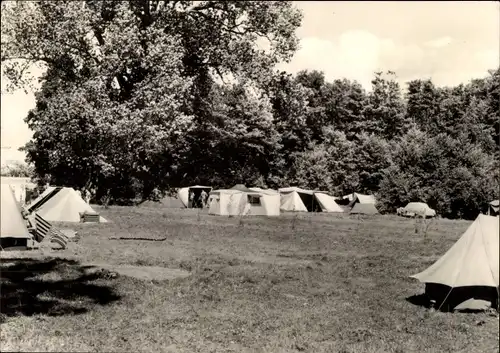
[279,187,309,212]
[27,187,107,223]
[279,187,343,213]
[350,203,379,215]
[313,192,344,213]
[344,192,376,207]
[410,214,499,311]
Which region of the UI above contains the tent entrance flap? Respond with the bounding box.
[188,187,211,208]
[28,187,63,213]
[297,192,322,212]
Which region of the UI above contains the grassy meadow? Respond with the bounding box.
[1,206,498,352]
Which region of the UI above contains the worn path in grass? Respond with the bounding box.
[1,206,498,353]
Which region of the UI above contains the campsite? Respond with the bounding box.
[1,1,499,352]
[1,204,499,353]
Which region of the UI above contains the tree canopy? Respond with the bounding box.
[1,1,498,219]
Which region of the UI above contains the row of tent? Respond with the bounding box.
[1,184,106,250]
[2,183,498,310]
[176,185,380,216]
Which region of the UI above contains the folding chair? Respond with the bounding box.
[33,213,70,249]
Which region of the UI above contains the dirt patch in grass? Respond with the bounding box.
[84,264,191,281]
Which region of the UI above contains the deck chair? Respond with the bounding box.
[32,213,70,249]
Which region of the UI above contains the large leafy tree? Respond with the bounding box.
[362,71,408,139]
[2,1,302,200]
[289,128,358,195]
[405,79,442,132]
[323,78,367,139]
[378,128,497,219]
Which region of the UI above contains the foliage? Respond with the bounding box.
[2,0,302,200]
[2,1,498,218]
[378,128,497,219]
[0,162,34,178]
[362,71,409,139]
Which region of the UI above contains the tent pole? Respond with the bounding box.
[437,287,454,311]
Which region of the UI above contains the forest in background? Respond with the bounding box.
[1,1,498,219]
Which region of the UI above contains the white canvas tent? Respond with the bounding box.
[178,185,212,208]
[350,203,379,215]
[1,184,31,249]
[208,185,280,216]
[410,214,499,311]
[248,187,281,216]
[279,187,343,213]
[27,187,107,223]
[313,192,344,213]
[344,192,376,207]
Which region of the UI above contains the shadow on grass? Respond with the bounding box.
[0,258,121,323]
[406,290,499,313]
[406,293,432,309]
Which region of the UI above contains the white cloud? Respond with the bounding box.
[279,27,497,92]
[279,30,417,90]
[424,36,453,48]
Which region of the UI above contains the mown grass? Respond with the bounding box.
[1,206,498,352]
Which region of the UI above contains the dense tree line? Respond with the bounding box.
[1,1,498,219]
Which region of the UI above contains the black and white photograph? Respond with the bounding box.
[1,1,499,352]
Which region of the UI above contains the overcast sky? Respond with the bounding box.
[1,1,499,164]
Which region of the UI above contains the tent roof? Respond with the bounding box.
[344,192,376,204]
[279,186,315,195]
[1,184,31,239]
[410,214,499,288]
[230,184,255,193]
[314,193,344,213]
[248,187,279,195]
[211,188,261,196]
[490,200,499,207]
[350,203,379,215]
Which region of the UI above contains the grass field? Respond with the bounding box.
[1,206,498,352]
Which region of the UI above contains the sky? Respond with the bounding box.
[1,1,499,165]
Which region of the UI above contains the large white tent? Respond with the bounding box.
[248,187,281,216]
[279,187,343,213]
[1,184,32,249]
[27,187,107,223]
[410,214,499,311]
[208,185,280,216]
